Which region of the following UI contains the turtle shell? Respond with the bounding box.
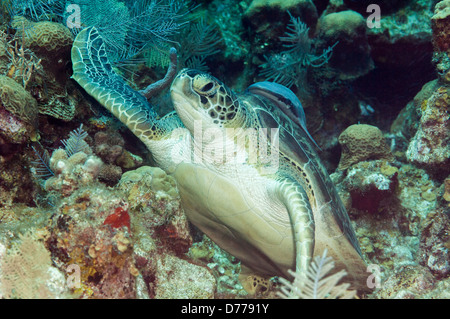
[240,85,368,288]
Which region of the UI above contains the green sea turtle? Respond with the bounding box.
[71,27,369,292]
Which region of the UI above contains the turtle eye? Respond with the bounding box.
[201,82,215,93]
[193,74,217,96]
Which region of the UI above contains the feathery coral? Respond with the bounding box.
[278,250,357,299]
[259,12,337,88]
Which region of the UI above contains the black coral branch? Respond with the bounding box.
[31,144,54,179]
[278,249,356,299]
[61,124,89,157]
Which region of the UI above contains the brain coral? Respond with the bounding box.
[12,17,73,55]
[0,75,37,127]
[338,124,393,170]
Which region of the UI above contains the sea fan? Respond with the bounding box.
[6,0,65,22]
[0,232,55,298]
[61,124,89,157]
[64,0,132,63]
[277,249,356,299]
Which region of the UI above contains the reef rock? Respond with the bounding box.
[336,160,399,215]
[391,79,440,146]
[406,86,450,174]
[432,0,450,84]
[243,0,318,41]
[418,210,450,278]
[431,0,450,54]
[375,265,436,299]
[366,0,434,68]
[153,254,216,299]
[47,184,137,298]
[119,166,192,255]
[315,10,373,80]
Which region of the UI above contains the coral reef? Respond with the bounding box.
[0,72,39,208]
[44,148,102,197]
[188,235,247,296]
[94,131,142,169]
[47,185,138,298]
[431,0,450,54]
[336,160,399,215]
[401,0,450,176]
[10,16,77,122]
[390,79,440,146]
[0,0,449,301]
[374,264,436,299]
[444,176,450,203]
[366,0,434,68]
[119,166,193,257]
[12,17,73,60]
[40,152,217,298]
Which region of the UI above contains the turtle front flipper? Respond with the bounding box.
[277,178,315,277]
[71,27,181,143]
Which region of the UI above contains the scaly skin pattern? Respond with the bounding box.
[276,179,314,275]
[71,27,181,144]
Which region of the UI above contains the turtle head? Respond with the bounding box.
[170,69,243,131]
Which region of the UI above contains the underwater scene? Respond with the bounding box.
[0,0,448,300]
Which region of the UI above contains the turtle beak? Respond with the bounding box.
[171,69,204,127]
[170,69,188,95]
[171,70,194,105]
